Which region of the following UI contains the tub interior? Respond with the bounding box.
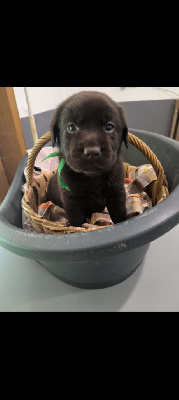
[1,130,179,230]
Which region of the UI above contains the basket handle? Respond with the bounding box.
[26,132,51,187]
[26,131,168,205]
[128,133,168,204]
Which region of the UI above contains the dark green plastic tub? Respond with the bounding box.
[0,130,179,289]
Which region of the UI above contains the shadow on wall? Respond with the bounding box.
[21,110,55,149]
[21,99,175,149]
[122,100,174,137]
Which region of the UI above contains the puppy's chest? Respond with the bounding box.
[75,177,107,214]
[72,176,106,198]
[61,166,116,198]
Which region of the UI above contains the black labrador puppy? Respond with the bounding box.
[48,91,128,226]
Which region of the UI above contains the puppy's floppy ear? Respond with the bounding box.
[117,105,129,148]
[50,103,64,148]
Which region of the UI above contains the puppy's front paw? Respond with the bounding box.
[107,193,127,224]
[68,215,87,227]
[112,213,127,224]
[108,208,127,224]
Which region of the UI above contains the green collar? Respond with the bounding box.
[42,152,70,191]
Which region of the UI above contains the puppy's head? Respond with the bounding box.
[50,91,128,176]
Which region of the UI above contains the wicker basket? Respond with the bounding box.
[22,132,169,234]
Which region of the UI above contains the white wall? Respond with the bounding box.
[14,87,179,119]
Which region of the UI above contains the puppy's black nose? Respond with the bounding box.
[84,146,101,159]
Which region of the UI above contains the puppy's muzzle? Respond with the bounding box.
[84,146,101,159]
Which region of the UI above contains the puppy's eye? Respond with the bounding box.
[67,123,79,133]
[104,123,114,132]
